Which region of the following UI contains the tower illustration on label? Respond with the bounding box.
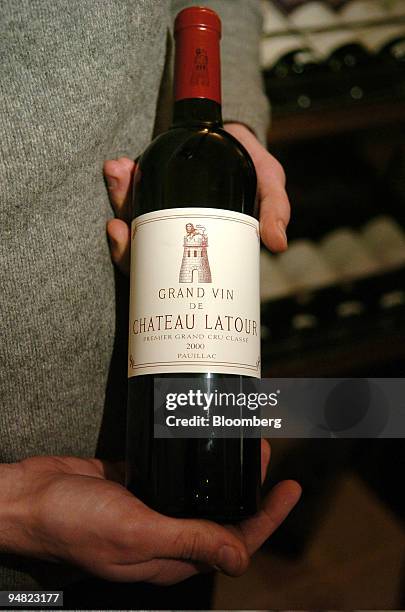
[179,223,212,283]
[190,48,209,86]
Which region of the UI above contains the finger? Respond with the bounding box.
[121,478,297,585]
[261,439,271,484]
[98,461,126,484]
[105,557,209,585]
[233,480,301,555]
[51,458,125,484]
[222,124,290,254]
[142,514,250,577]
[258,155,291,253]
[104,157,135,221]
[107,218,130,275]
[260,194,290,253]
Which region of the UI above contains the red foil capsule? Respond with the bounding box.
[174,6,222,104]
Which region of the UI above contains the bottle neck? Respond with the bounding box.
[173,20,222,127]
[172,98,222,127]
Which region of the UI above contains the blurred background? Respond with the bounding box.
[215,0,405,608]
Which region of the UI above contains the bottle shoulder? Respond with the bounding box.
[138,125,256,176]
[133,125,257,218]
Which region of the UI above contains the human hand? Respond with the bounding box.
[104,123,290,275]
[0,446,300,585]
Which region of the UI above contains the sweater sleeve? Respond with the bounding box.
[170,0,270,145]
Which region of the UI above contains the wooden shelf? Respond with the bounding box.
[267,98,405,145]
[263,327,405,377]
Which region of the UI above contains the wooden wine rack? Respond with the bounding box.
[268,97,405,144]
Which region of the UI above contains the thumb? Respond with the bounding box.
[107,218,130,275]
[149,515,250,576]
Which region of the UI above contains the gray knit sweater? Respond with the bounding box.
[0,0,269,589]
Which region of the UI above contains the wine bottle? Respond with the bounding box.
[319,227,384,280]
[260,249,293,301]
[261,33,322,109]
[356,23,405,55]
[262,0,291,36]
[339,0,387,25]
[277,239,339,291]
[269,240,339,346]
[378,29,405,68]
[387,0,405,18]
[287,0,339,29]
[364,24,405,94]
[340,0,405,58]
[272,0,315,13]
[261,34,306,74]
[126,7,261,521]
[361,215,405,269]
[288,1,372,99]
[339,0,405,95]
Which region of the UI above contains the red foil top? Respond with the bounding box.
[174,7,222,104]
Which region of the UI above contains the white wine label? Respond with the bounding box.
[128,208,261,378]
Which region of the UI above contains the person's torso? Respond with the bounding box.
[0,0,171,461]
